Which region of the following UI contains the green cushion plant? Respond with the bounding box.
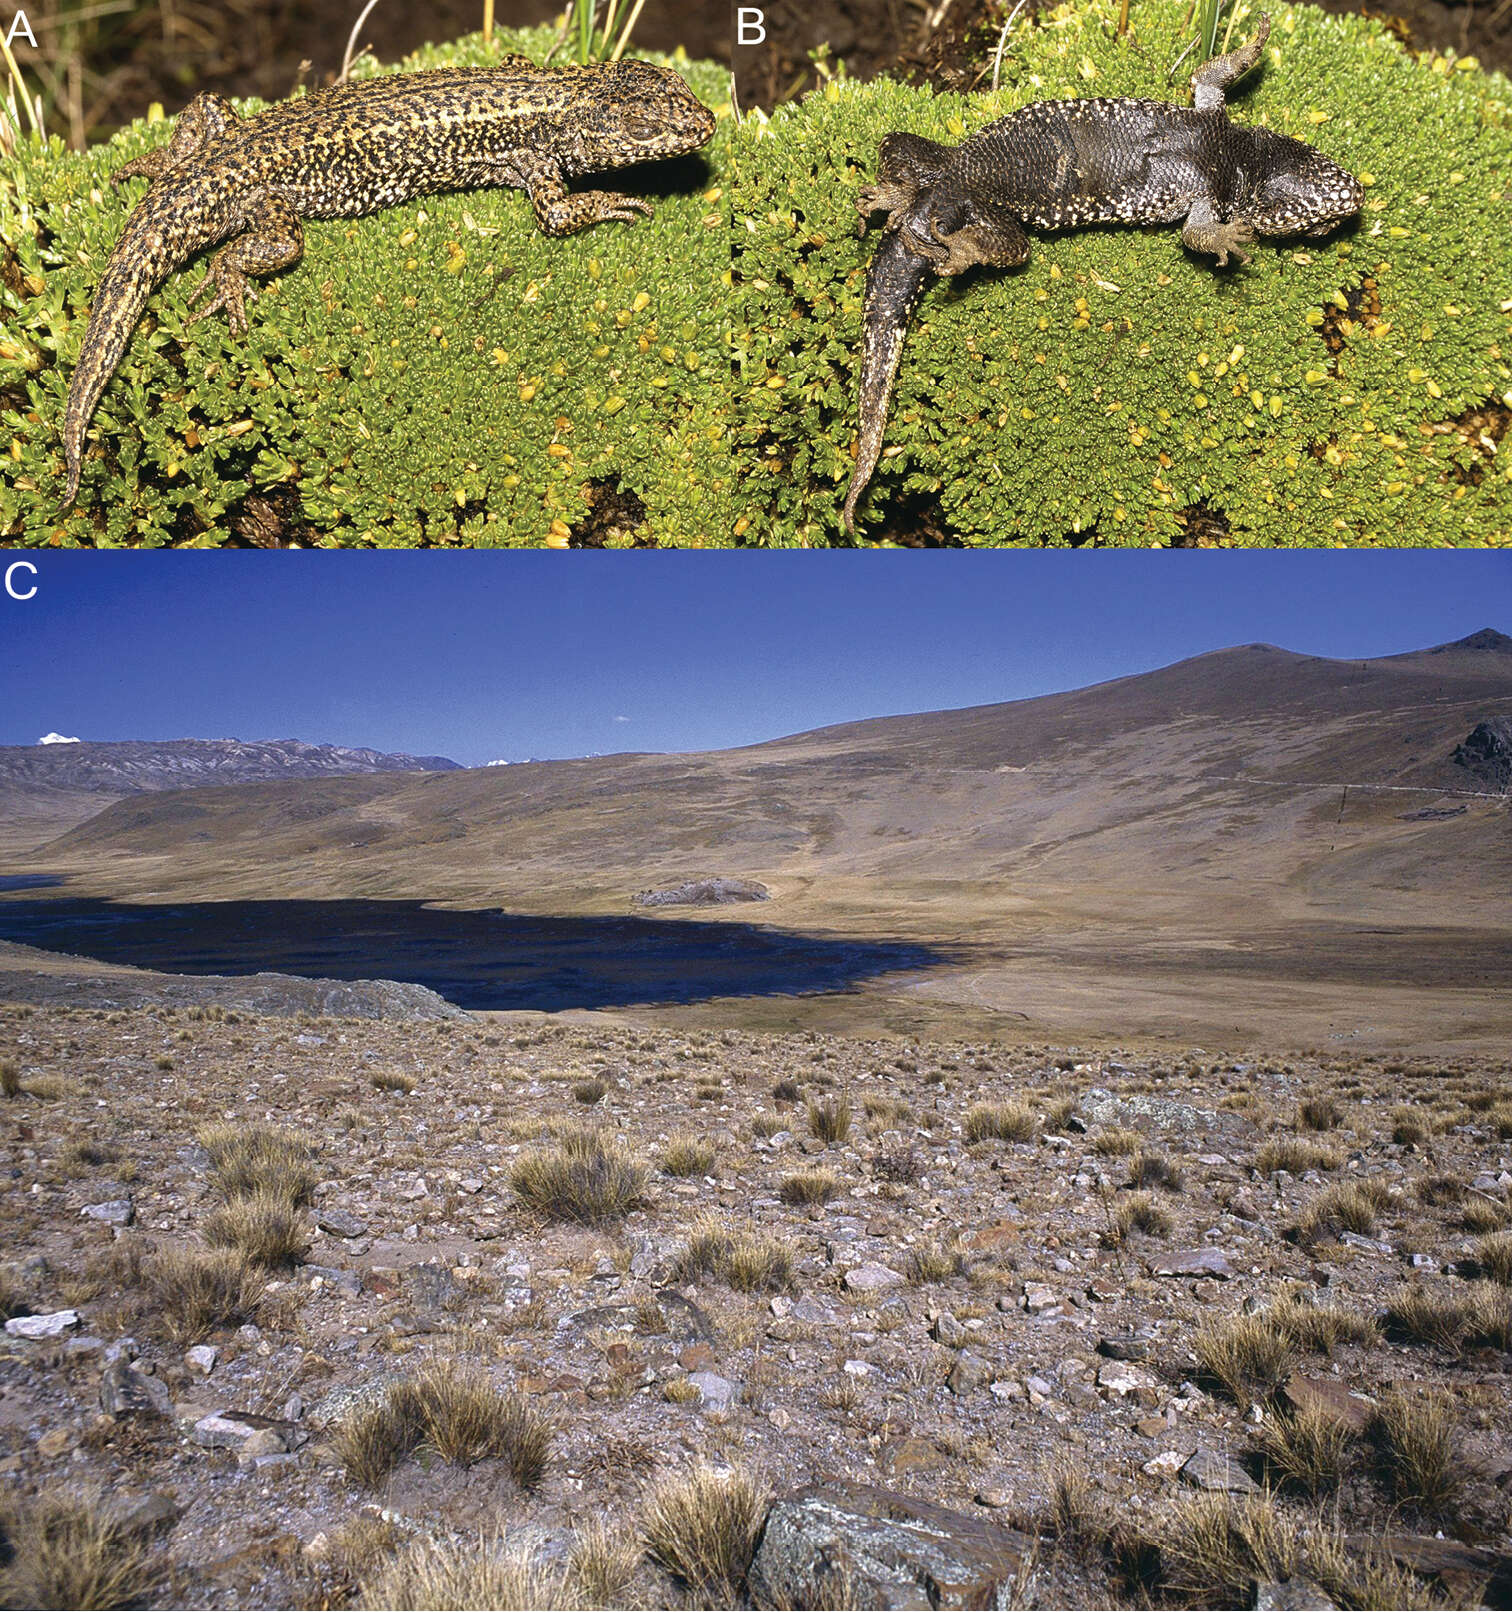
[730,0,1512,544]
[1,29,732,545]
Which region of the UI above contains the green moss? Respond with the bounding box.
[729,0,1512,545]
[0,29,733,546]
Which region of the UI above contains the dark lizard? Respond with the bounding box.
[62,57,716,506]
[841,16,1363,533]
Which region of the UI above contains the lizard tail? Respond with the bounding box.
[841,228,933,535]
[63,204,177,507]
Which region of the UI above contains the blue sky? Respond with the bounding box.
[1,553,1507,765]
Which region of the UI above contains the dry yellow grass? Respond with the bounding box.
[642,1464,766,1606]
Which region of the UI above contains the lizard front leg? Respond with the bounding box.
[1190,14,1271,111]
[856,133,954,236]
[112,90,239,186]
[1180,197,1253,267]
[514,151,652,236]
[184,191,304,336]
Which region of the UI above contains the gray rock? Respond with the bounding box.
[401,1262,459,1309]
[104,1492,182,1539]
[1152,1249,1234,1280]
[688,1371,737,1412]
[315,1207,367,1239]
[1096,1361,1160,1399]
[80,1199,134,1227]
[1254,1578,1337,1609]
[790,1294,838,1325]
[1337,1231,1393,1255]
[193,1410,304,1451]
[5,1309,78,1339]
[1071,1088,1255,1140]
[748,1479,1033,1610]
[844,1263,904,1293]
[948,1351,991,1395]
[1097,1334,1150,1361]
[932,1312,968,1347]
[1180,1448,1257,1493]
[100,1358,172,1418]
[1022,1282,1062,1314]
[304,1263,363,1297]
[184,1345,219,1376]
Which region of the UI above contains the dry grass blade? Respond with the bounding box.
[358,1535,578,1611]
[196,1122,317,1206]
[510,1127,649,1223]
[964,1100,1037,1143]
[1370,1390,1462,1513]
[203,1189,311,1268]
[1254,1405,1357,1496]
[143,1245,264,1342]
[642,1464,766,1605]
[0,1489,160,1610]
[1194,1312,1293,1404]
[779,1168,839,1205]
[806,1093,852,1145]
[661,1133,716,1177]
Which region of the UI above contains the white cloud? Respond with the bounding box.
[38,732,81,745]
[612,715,631,723]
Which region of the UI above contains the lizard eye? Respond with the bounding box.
[619,112,664,142]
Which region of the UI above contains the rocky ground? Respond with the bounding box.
[1,999,1510,1609]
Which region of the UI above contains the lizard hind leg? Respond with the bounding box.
[1190,13,1271,112]
[915,199,1030,278]
[1180,198,1253,267]
[184,191,304,337]
[111,90,240,186]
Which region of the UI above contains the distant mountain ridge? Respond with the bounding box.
[0,737,461,797]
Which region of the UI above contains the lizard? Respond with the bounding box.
[61,56,716,506]
[840,15,1363,534]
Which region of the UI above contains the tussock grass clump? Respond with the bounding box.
[1370,1391,1461,1513]
[1158,1491,1302,1607]
[143,1245,264,1342]
[1391,1108,1429,1146]
[371,1070,415,1094]
[1194,1312,1293,1405]
[61,1138,121,1169]
[1487,1101,1512,1139]
[963,1101,1037,1144]
[772,1078,801,1103]
[1415,1173,1464,1208]
[642,1464,766,1606]
[1112,1191,1172,1241]
[197,1122,317,1207]
[1257,1136,1341,1174]
[568,1523,640,1610]
[0,1490,161,1610]
[661,1134,716,1177]
[1041,1460,1114,1555]
[1475,1231,1512,1285]
[779,1169,839,1206]
[1293,1180,1392,1245]
[0,1264,23,1320]
[907,1238,969,1284]
[863,1096,911,1124]
[1297,1096,1345,1131]
[1043,1094,1077,1132]
[203,1189,311,1269]
[510,1128,649,1224]
[1255,1405,1358,1496]
[806,1094,852,1146]
[0,1061,20,1099]
[1126,1151,1182,1192]
[572,1078,607,1105]
[672,1218,794,1293]
[1461,1196,1512,1233]
[336,1363,553,1491]
[1270,1289,1378,1353]
[1091,1126,1142,1157]
[749,1112,783,1140]
[1383,1280,1512,1354]
[358,1537,577,1611]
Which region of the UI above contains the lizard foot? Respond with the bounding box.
[184,262,256,337]
[110,150,168,186]
[1212,220,1254,268]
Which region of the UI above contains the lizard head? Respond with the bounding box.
[1240,129,1363,239]
[577,61,716,165]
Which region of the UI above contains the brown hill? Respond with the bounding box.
[10,631,1512,1050]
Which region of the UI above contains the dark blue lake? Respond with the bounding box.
[0,896,947,1011]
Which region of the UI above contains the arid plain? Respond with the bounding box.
[1,631,1510,1610]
